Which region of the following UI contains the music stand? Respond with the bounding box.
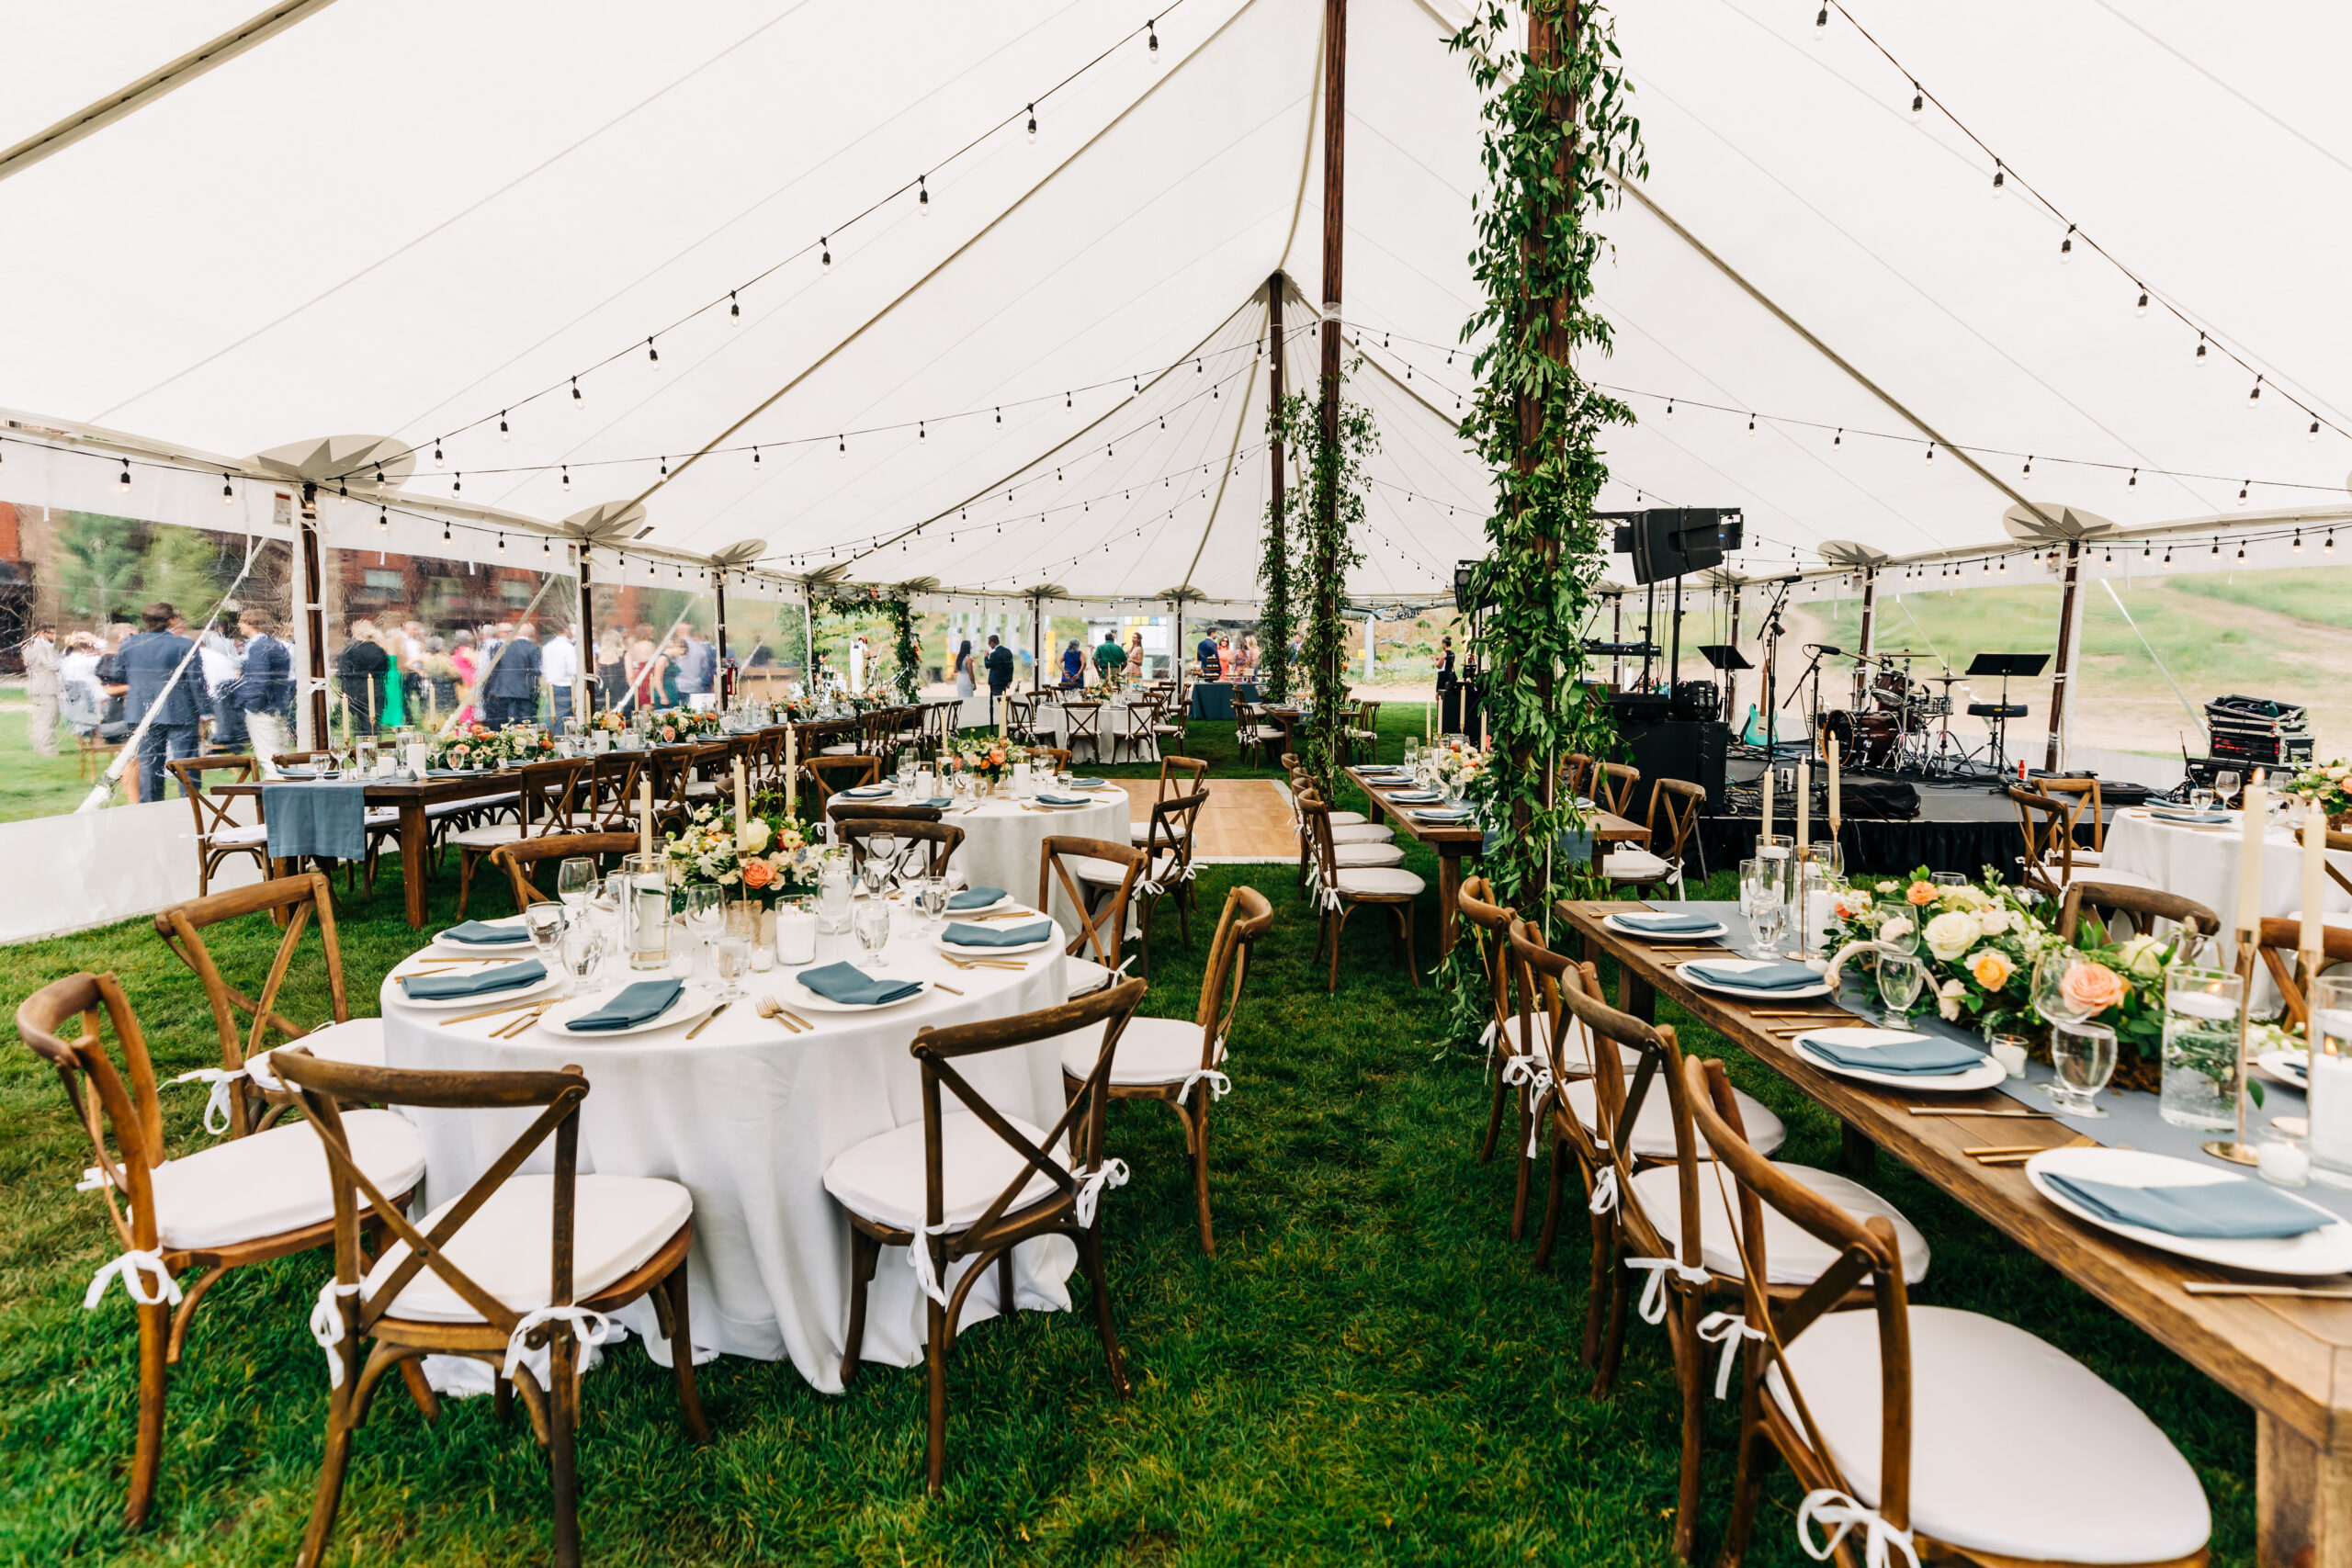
[1694,644,1752,671]
[1964,652,2049,779]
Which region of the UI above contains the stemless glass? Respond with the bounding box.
[556,856,596,909]
[918,877,950,931]
[2189,786,2215,814]
[854,900,891,967]
[2047,1019,2118,1118]
[560,922,605,990]
[1875,952,1926,1025]
[523,902,569,966]
[1747,894,1786,961]
[817,852,854,933]
[897,753,915,794]
[713,936,751,1000]
[1931,872,1968,888]
[2309,978,2352,1187]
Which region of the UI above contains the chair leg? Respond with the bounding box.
[839,1229,878,1389]
[1075,1224,1131,1397]
[1716,1371,1769,1568]
[456,848,476,919]
[1190,1099,1216,1257]
[399,1357,442,1421]
[923,1296,949,1495]
[1477,1056,1508,1165]
[1396,905,1419,987]
[995,1249,1016,1318]
[662,1263,711,1443]
[1673,1292,1704,1562]
[1594,1244,1632,1397]
[548,1333,581,1568]
[127,1293,169,1529]
[1509,1098,1532,1243]
[1582,1202,1611,1367]
[1532,1132,1568,1272]
[295,1404,356,1568]
[1326,908,1344,993]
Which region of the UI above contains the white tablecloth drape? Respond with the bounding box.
[2101,808,2352,930]
[1034,701,1160,763]
[834,786,1128,926]
[381,916,1075,1394]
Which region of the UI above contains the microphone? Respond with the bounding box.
[1803,643,1843,656]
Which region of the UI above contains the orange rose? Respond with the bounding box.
[741,859,775,890]
[1905,881,1938,907]
[2060,960,2129,1016]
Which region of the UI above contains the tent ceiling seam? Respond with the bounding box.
[1179,297,1271,588]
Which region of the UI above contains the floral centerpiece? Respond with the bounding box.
[1430,738,1486,790]
[944,737,1027,787]
[663,798,826,903]
[2281,760,2351,828]
[649,709,723,743]
[1826,867,2196,1091]
[428,722,554,770]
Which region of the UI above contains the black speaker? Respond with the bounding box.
[1611,509,1746,585]
[1616,717,1729,812]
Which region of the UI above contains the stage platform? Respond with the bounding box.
[1693,775,2118,883]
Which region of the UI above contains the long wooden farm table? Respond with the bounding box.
[1562,897,2352,1568]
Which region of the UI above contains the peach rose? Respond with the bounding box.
[1905,881,1939,908]
[2060,960,2129,1016]
[740,858,775,890]
[1966,949,2015,990]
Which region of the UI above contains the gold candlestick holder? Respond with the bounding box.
[2201,931,2261,1167]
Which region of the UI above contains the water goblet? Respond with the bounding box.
[2046,1018,2118,1118]
[2030,944,2091,1027]
[713,936,752,1001]
[1874,951,1925,1025]
[556,856,596,910]
[1873,900,1922,954]
[854,900,891,967]
[864,830,899,897]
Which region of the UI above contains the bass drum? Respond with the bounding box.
[1827,708,1899,769]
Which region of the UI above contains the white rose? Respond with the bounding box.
[1923,909,1981,963]
[1876,914,1916,945]
[1975,905,2011,937]
[739,818,772,853]
[2114,933,2167,980]
[1877,880,1902,895]
[1937,977,1968,1021]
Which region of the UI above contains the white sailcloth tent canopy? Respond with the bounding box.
[2,0,2347,602]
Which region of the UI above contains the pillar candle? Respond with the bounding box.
[2304,800,2328,963]
[2235,777,2267,937]
[1826,727,1842,839]
[999,694,1007,739]
[785,727,797,818]
[1760,759,1774,841]
[639,776,654,857]
[732,759,749,843]
[1795,761,1811,850]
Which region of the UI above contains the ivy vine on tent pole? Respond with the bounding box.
[1256,475,1295,705]
[1435,0,1645,1032]
[1269,378,1373,792]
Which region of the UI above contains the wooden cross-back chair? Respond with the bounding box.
[14,971,425,1531]
[2009,787,2152,905]
[1041,835,1145,998]
[1682,1054,2211,1568]
[823,978,1146,1493]
[1591,760,1643,818]
[680,739,732,804]
[1344,699,1382,764]
[1129,788,1209,976]
[1059,699,1103,764]
[1111,695,1159,763]
[1006,692,1043,746]
[152,871,381,1139]
[2039,774,2108,861]
[1285,762,1399,898]
[1605,778,1707,900]
[1059,886,1272,1256]
[1231,698,1269,766]
[274,1049,707,1568]
[454,757,593,919]
[2247,916,2352,1038]
[1556,753,1596,804]
[1300,788,1422,992]
[837,817,964,887]
[1150,690,1189,753]
[802,754,882,808]
[1458,879,1547,1240]
[582,750,644,832]
[1132,753,1210,849]
[491,831,649,909]
[2055,881,2221,952]
[165,755,269,896]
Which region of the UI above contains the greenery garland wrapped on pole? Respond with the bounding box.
[1268,382,1372,792]
[815,583,922,705]
[1439,0,1645,1013]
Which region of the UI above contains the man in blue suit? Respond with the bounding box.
[481,621,542,727]
[119,602,204,800]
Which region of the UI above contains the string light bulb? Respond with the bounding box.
[2247,376,2264,410]
[2311,419,2323,443]
[2163,547,2173,568]
[2327,530,2337,555]
[432,441,446,468]
[1909,83,1923,119]
[453,472,461,495]
[561,465,571,491]
[1148,17,1159,58]
[729,290,741,323]
[571,376,582,407]
[377,505,389,535]
[500,412,510,441]
[496,533,506,553]
[118,458,131,491]
[2291,530,2303,554]
[220,473,234,506]
[1665,398,1675,416]
[918,175,930,216]
[752,446,761,467]
[1813,3,1827,36]
[1026,104,1037,141]
[839,434,846,456]
[1833,428,1842,447]
[2237,541,2247,561]
[2237,479,2249,505]
[2211,539,2222,556]
[647,336,661,367]
[1747,413,1756,435]
[1991,161,2006,198]
[2135,289,2149,317]
[820,236,831,270]
[444,520,452,543]
[2128,468,2138,488]
[2194,333,2208,367]
[2022,455,2033,476]
[2058,225,2075,264]
[1926,442,1936,461]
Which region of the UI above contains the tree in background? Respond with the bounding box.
[53,513,141,626]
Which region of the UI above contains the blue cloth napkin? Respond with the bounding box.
[440,919,530,945]
[1036,794,1090,806]
[563,978,685,1032]
[1412,808,1473,823]
[948,886,1008,910]
[1068,777,1108,789]
[1799,1035,1987,1076]
[1390,790,1443,804]
[397,959,546,1001]
[264,781,369,862]
[2041,1172,2328,1238]
[944,919,1052,948]
[1613,910,1720,934]
[1684,960,1825,991]
[798,962,925,1006]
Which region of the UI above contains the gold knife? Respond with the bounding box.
[686,1001,729,1040]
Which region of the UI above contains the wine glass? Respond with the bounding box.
[2048,1019,2118,1118]
[864,830,899,897]
[2030,944,2091,1026]
[854,900,891,967]
[2213,770,2241,810]
[713,936,751,1001]
[556,857,596,910]
[1875,951,1925,1025]
[1874,900,1922,954]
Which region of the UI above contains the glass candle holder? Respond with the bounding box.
[2158,965,2245,1132]
[2309,978,2352,1188]
[775,896,819,966]
[621,852,673,972]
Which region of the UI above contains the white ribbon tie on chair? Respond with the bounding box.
[1175,1066,1231,1106]
[76,1165,117,1192]
[1796,1488,1921,1568]
[907,1223,949,1306]
[1588,1165,1619,1216]
[85,1248,184,1310]
[1499,1055,1555,1157]
[1073,1158,1131,1226]
[310,1279,365,1388]
[172,1066,250,1134]
[1623,1255,1711,1325]
[1696,1310,1768,1399]
[503,1305,615,1385]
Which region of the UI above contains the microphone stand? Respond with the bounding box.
[1755,577,1795,755]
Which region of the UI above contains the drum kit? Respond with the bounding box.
[1823,650,1972,777]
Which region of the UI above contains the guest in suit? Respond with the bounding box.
[234,608,294,774]
[336,621,392,736]
[984,635,1014,703]
[1196,633,1221,680]
[481,622,543,727]
[120,602,205,799]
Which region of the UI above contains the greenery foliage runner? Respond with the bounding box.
[1437,0,1645,1028]
[1268,380,1373,793]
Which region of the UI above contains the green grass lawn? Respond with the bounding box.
[0,709,2255,1564]
[0,694,117,822]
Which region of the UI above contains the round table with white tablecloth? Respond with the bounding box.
[380,911,1076,1394]
[1033,700,1160,764]
[834,784,1129,925]
[2100,807,2352,928]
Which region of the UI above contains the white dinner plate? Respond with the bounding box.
[1791,1026,2010,1093]
[1675,958,1836,1002]
[2256,1049,2311,1089]
[1027,796,1093,810]
[789,975,933,1012]
[1602,912,1729,942]
[431,914,536,954]
[386,956,563,1010]
[537,982,718,1039]
[943,891,1020,917]
[2026,1145,2352,1278]
[934,926,1057,957]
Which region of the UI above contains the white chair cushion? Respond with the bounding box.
[1603,849,1670,880]
[2047,848,2103,865]
[365,1173,692,1324]
[1329,824,1396,844]
[1054,1016,1219,1088]
[2290,908,2352,931]
[1767,1305,2209,1563]
[2056,866,2155,892]
[203,822,272,848]
[364,807,401,827]
[1325,810,1368,828]
[1063,954,1123,998]
[1332,842,1407,868]
[1333,868,1425,897]
[823,1111,1066,1233]
[451,821,525,849]
[244,1017,387,1092]
[684,781,721,797]
[1067,852,1179,889]
[428,791,517,818]
[1128,820,1192,844]
[145,1110,424,1251]
[1561,1077,1786,1159]
[1626,1161,1928,1285]
[819,743,859,756]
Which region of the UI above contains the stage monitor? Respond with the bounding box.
[1610,508,1746,584]
[1453,559,1493,615]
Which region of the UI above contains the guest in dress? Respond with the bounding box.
[954,639,976,697]
[417,637,460,720]
[21,624,59,757]
[627,638,663,713]
[659,637,687,708]
[597,629,628,710]
[372,623,406,731]
[1061,639,1084,689]
[449,629,481,725]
